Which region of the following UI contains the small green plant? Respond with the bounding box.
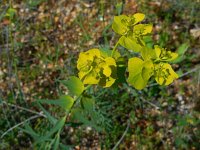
[22,13,179,149]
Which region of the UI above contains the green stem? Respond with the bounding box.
[111,39,120,57]
[66,84,92,116]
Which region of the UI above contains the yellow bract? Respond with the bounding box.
[76,13,179,90]
[133,24,153,36]
[112,13,145,36]
[128,45,179,89]
[153,45,178,62]
[77,49,117,87]
[127,57,154,90]
[133,13,145,24]
[154,63,178,85]
[112,13,153,52]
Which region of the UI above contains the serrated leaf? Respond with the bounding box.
[61,76,84,96]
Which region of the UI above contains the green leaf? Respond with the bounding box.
[61,76,84,96]
[37,95,75,111]
[36,116,66,144]
[5,8,16,19]
[115,65,126,84]
[115,2,123,15]
[171,43,189,63]
[28,0,46,8]
[19,124,39,140]
[119,36,142,52]
[53,131,60,150]
[100,49,121,60]
[60,144,74,150]
[82,97,95,112]
[143,36,154,48]
[71,108,103,132]
[71,108,88,122]
[177,43,190,55]
[37,103,57,125]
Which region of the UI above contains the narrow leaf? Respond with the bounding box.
[37,95,75,111]
[35,116,66,144]
[37,103,57,125]
[53,130,60,150]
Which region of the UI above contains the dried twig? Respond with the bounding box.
[0,114,42,139]
[112,120,130,150]
[140,97,160,110]
[0,101,46,118]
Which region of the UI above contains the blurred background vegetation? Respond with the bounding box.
[0,0,200,149]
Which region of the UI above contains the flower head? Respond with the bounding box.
[77,49,117,87]
[154,63,178,85]
[112,13,153,52]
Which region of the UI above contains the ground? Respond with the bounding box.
[0,0,200,149]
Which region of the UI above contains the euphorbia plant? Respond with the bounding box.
[24,13,179,149]
[77,13,178,89]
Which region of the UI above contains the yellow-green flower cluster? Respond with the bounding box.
[112,13,152,52]
[128,45,178,89]
[76,13,179,90]
[77,49,117,87]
